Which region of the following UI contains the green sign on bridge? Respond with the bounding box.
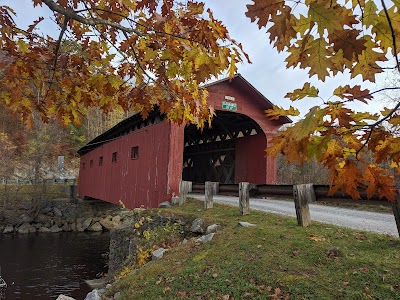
[222,101,237,111]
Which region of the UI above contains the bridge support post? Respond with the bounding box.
[179,181,192,206]
[205,182,219,209]
[239,182,250,215]
[392,188,400,237]
[293,184,315,227]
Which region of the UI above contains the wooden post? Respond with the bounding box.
[392,188,400,237]
[204,182,218,209]
[179,181,191,206]
[293,184,315,227]
[68,185,78,203]
[239,182,250,215]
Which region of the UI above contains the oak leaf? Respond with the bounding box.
[285,82,319,101]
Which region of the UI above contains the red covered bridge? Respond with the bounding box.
[77,75,291,209]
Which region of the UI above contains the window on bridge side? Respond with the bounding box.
[131,146,139,160]
[112,152,117,163]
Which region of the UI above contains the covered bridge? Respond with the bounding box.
[77,75,291,209]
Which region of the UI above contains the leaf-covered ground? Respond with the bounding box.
[107,199,400,300]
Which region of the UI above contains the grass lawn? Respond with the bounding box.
[108,199,400,300]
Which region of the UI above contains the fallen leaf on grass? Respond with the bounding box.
[326,247,342,259]
[308,235,326,242]
[155,277,163,285]
[269,287,290,300]
[242,292,253,298]
[177,291,188,299]
[353,232,368,240]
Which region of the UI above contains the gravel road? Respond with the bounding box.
[189,194,398,236]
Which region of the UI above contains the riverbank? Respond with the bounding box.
[102,199,400,299]
[0,198,133,234]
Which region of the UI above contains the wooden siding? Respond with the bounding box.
[78,75,289,209]
[235,133,270,184]
[78,121,172,208]
[206,80,281,184]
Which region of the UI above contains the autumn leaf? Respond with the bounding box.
[291,106,325,140]
[308,235,326,242]
[17,39,31,54]
[285,82,319,101]
[363,165,396,200]
[247,0,400,200]
[245,0,284,29]
[265,105,300,120]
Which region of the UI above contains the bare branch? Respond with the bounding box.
[74,7,203,44]
[42,0,142,36]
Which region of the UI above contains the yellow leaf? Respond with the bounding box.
[17,39,31,54]
[308,235,326,242]
[285,82,319,101]
[265,105,300,120]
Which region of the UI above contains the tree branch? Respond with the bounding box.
[341,87,400,103]
[355,100,400,158]
[41,0,142,36]
[380,0,400,74]
[73,7,203,44]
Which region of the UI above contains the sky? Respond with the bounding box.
[1,0,396,118]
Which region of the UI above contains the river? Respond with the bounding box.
[0,232,110,300]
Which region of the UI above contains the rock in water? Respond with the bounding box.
[84,289,104,300]
[56,295,76,300]
[82,218,93,231]
[190,218,205,234]
[17,223,31,234]
[88,222,103,232]
[3,225,14,234]
[50,225,62,233]
[85,278,108,289]
[39,227,51,233]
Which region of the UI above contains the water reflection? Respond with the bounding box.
[0,232,110,299]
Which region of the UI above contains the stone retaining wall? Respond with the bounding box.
[0,199,133,235]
